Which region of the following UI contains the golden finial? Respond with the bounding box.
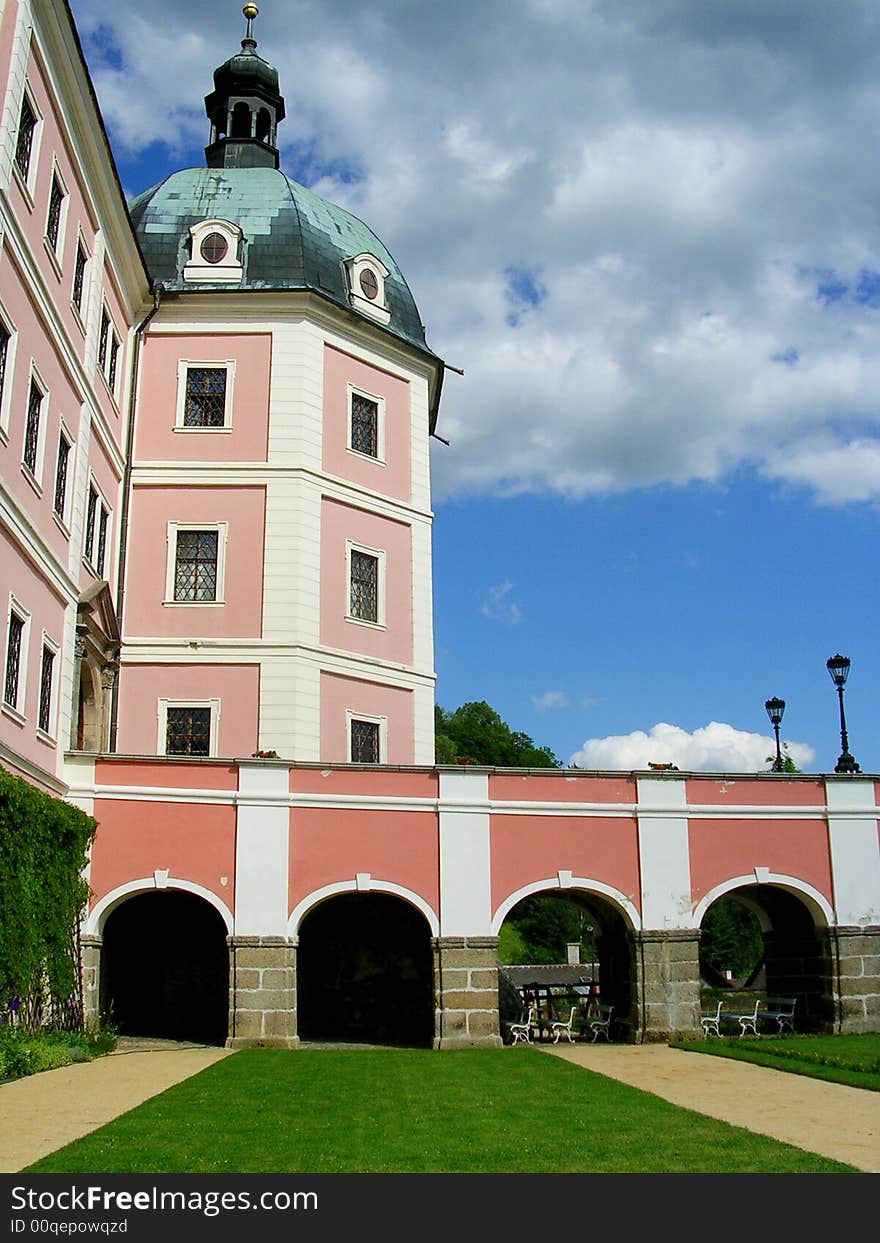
[243,4,259,42]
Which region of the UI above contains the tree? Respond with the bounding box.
[434,701,560,768]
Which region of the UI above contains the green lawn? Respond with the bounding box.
[28,1049,855,1174]
[670,1033,880,1091]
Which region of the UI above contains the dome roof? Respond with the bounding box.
[211,46,281,101]
[128,167,433,355]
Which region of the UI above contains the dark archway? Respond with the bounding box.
[101,891,229,1045]
[297,893,434,1046]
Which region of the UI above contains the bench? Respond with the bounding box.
[760,997,796,1033]
[722,999,761,1036]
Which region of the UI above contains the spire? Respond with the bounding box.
[204,4,286,171]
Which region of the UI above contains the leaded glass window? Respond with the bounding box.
[351,393,378,457]
[72,243,87,314]
[107,334,119,395]
[4,612,23,709]
[165,706,211,756]
[38,645,54,733]
[350,550,378,622]
[46,175,64,250]
[174,530,219,601]
[98,311,109,371]
[184,368,227,427]
[0,322,10,403]
[23,379,42,474]
[351,718,380,764]
[15,95,36,182]
[54,434,70,518]
[95,506,108,575]
[84,486,97,561]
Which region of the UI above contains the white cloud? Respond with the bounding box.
[568,721,816,773]
[70,0,880,506]
[532,691,569,712]
[481,580,522,624]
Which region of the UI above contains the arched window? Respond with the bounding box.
[231,101,251,139]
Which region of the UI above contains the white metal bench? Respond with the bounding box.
[761,997,796,1033]
[550,1006,577,1044]
[510,1006,537,1045]
[588,1004,614,1042]
[700,1000,723,1037]
[724,998,761,1036]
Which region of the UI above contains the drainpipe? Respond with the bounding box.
[108,282,164,752]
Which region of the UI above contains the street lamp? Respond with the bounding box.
[826,654,860,774]
[764,697,786,772]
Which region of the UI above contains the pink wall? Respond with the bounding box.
[490,773,637,804]
[135,333,271,462]
[490,815,641,918]
[96,757,239,790]
[320,497,413,663]
[114,663,260,757]
[319,671,414,764]
[0,2,20,119]
[289,809,439,917]
[124,485,265,638]
[291,768,437,798]
[686,777,826,806]
[322,344,411,502]
[688,819,833,906]
[88,797,236,911]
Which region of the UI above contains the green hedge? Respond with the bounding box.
[0,765,96,1033]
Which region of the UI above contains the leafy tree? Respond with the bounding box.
[435,701,560,768]
[700,897,764,979]
[500,896,593,965]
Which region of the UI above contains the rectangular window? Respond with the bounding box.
[46,173,64,250]
[95,505,108,575]
[98,310,109,371]
[23,378,42,475]
[350,718,380,764]
[4,611,24,710]
[72,243,87,315]
[14,94,37,182]
[174,529,219,601]
[350,549,379,622]
[107,335,119,394]
[351,392,379,457]
[53,433,70,519]
[38,644,54,734]
[184,367,227,427]
[0,323,9,402]
[165,705,212,756]
[84,485,98,562]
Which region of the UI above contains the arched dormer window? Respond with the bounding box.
[345,253,391,325]
[184,219,244,283]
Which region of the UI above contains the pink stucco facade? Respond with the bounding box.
[319,670,414,764]
[322,344,411,502]
[114,663,260,758]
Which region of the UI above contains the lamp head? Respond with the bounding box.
[764,697,785,727]
[826,654,851,687]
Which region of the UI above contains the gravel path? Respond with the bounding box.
[542,1043,879,1172]
[2,1039,876,1173]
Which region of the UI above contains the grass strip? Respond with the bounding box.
[28,1049,856,1174]
[672,1040,880,1091]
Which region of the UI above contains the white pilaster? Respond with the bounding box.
[234,763,290,935]
[826,778,880,926]
[438,770,493,936]
[637,776,693,929]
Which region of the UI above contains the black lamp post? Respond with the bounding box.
[764,697,786,772]
[826,654,860,774]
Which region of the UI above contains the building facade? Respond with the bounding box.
[1,1,878,1048]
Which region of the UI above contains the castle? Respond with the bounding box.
[1,0,877,1047]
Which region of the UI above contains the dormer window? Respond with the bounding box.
[346,253,391,325]
[184,219,243,283]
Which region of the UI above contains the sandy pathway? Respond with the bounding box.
[541,1043,880,1172]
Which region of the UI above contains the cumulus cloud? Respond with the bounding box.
[532,691,569,712]
[71,0,880,505]
[481,581,522,624]
[568,721,816,773]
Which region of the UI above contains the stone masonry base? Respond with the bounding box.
[227,935,299,1049]
[433,936,503,1048]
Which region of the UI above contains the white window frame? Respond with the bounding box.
[345,252,391,325]
[21,364,48,493]
[347,383,386,463]
[346,539,386,628]
[184,219,243,283]
[0,300,19,444]
[158,698,220,757]
[2,596,31,723]
[36,631,59,743]
[96,301,121,401]
[347,710,387,764]
[71,232,90,328]
[12,81,43,203]
[165,521,228,606]
[52,420,74,531]
[82,476,111,578]
[43,158,68,271]
[175,359,236,431]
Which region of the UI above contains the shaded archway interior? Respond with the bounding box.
[699,884,831,1029]
[101,891,229,1045]
[297,893,434,1046]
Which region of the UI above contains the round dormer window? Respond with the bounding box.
[200,233,229,265]
[359,267,379,300]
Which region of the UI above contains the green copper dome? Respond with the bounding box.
[128,167,433,355]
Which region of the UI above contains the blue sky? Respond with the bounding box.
[70,0,879,772]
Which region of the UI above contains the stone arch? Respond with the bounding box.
[99,887,230,1045]
[289,878,439,939]
[295,889,435,1046]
